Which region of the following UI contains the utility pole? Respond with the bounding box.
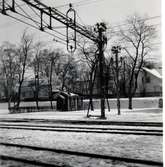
[111,46,121,115]
[0,0,108,118]
[95,23,107,119]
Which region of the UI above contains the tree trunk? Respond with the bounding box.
[87,67,97,117]
[16,81,23,109]
[35,88,39,110]
[8,97,11,110]
[117,97,120,115]
[16,56,27,109]
[106,98,110,112]
[115,51,121,115]
[49,83,53,109]
[16,93,20,109]
[7,81,11,110]
[127,76,133,109]
[35,73,39,110]
[87,83,94,117]
[128,96,133,109]
[117,92,121,115]
[49,60,53,109]
[88,97,94,111]
[88,86,94,111]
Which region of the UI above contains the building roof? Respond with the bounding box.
[142,67,162,79]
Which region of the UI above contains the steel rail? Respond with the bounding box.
[0,155,62,167]
[0,123,162,132]
[0,142,163,166]
[0,118,162,127]
[0,125,162,136]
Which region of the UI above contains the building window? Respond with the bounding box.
[146,76,150,83]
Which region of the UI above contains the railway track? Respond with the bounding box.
[0,119,162,166]
[0,122,162,136]
[0,142,163,167]
[0,118,162,126]
[0,155,61,167]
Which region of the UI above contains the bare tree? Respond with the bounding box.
[30,42,43,110]
[41,49,61,109]
[77,37,99,115]
[118,14,157,109]
[56,54,78,92]
[0,42,18,109]
[15,30,33,109]
[110,46,123,115]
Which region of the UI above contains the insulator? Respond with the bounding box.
[66,5,76,53]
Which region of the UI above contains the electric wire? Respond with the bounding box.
[106,23,161,35]
[0,1,161,49]
[3,1,67,39]
[75,0,107,7]
[107,15,161,30]
[2,1,161,32]
[14,1,40,27]
[3,12,67,46]
[76,12,86,27]
[0,1,86,46]
[26,2,48,23]
[15,1,67,37]
[1,0,66,32]
[54,0,107,9]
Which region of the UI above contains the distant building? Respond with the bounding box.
[15,79,49,100]
[136,67,162,96]
[73,73,115,97]
[73,67,162,98]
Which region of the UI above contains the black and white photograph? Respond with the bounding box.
[0,0,163,166]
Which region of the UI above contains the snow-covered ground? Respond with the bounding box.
[0,98,162,167]
[0,108,162,123]
[0,128,162,167]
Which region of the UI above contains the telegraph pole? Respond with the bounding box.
[95,23,107,119]
[111,46,121,115]
[0,0,108,118]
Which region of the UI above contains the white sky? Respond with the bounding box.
[0,0,162,61]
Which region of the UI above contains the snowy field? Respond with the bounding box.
[0,108,162,122]
[0,128,162,167]
[0,97,163,167]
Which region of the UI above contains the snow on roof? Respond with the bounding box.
[57,91,79,97]
[142,67,162,79]
[70,93,79,97]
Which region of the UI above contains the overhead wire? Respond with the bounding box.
[107,23,161,35]
[76,12,86,27]
[0,0,88,47]
[54,0,161,40]
[74,0,107,7]
[2,1,67,44]
[3,1,161,32]
[14,1,40,27]
[0,2,89,45]
[107,43,161,54]
[0,1,161,49]
[107,15,161,30]
[15,1,67,38]
[1,0,66,32]
[54,0,107,9]
[1,10,67,45]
